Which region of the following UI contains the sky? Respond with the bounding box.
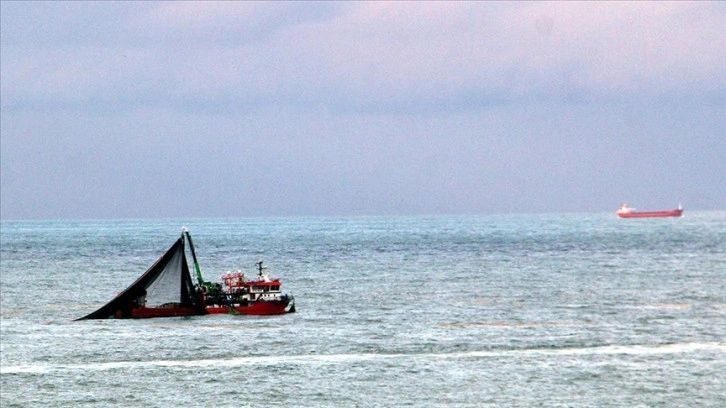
[1,1,724,220]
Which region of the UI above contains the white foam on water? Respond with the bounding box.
[458,342,726,358]
[3,342,723,375]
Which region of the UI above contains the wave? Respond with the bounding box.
[441,321,589,328]
[3,342,724,375]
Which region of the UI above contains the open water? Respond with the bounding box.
[1,213,724,407]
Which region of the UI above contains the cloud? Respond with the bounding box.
[2,2,724,114]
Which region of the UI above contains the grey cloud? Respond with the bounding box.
[3,2,724,114]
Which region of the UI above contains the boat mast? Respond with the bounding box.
[182,227,208,288]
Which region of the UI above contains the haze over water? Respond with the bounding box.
[1,212,724,406]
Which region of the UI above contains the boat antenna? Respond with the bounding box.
[256,259,267,277]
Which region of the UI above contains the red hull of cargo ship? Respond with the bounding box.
[617,204,683,218]
[617,209,683,218]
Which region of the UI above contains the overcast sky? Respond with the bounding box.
[1,1,724,220]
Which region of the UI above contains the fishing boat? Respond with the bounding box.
[616,203,683,218]
[77,228,295,319]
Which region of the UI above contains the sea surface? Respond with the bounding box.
[1,213,724,407]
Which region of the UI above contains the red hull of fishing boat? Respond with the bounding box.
[121,300,293,319]
[124,307,201,319]
[206,300,292,316]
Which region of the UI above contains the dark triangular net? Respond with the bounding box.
[77,236,200,319]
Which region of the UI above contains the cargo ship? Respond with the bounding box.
[616,203,683,218]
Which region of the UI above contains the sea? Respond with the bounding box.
[1,213,724,407]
